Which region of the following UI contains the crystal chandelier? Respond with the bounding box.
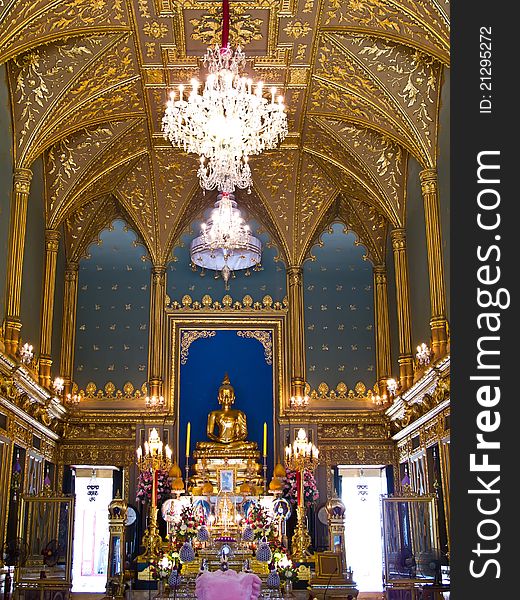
[290,393,309,409]
[415,342,432,366]
[190,191,261,289]
[161,0,287,193]
[145,395,165,410]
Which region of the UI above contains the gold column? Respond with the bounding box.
[286,265,305,397]
[390,229,414,389]
[59,262,79,397]
[373,265,392,395]
[148,265,166,398]
[3,168,33,356]
[38,229,61,388]
[420,169,449,358]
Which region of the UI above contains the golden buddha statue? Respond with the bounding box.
[194,374,259,458]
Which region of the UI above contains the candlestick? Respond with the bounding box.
[263,422,267,457]
[185,422,191,458]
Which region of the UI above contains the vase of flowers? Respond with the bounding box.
[136,469,172,504]
[169,504,202,548]
[282,467,319,507]
[245,503,275,541]
[277,556,298,594]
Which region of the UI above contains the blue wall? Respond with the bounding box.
[304,223,376,390]
[168,219,286,303]
[74,219,151,389]
[178,329,274,471]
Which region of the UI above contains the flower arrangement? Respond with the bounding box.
[245,504,275,540]
[277,556,298,583]
[169,504,202,546]
[150,551,181,580]
[283,468,319,507]
[136,469,172,504]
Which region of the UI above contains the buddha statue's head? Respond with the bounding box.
[217,373,235,408]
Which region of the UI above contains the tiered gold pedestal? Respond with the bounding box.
[190,441,264,494]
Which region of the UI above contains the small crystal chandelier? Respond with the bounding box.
[386,378,399,397]
[162,0,287,193]
[20,342,34,365]
[190,191,261,289]
[290,393,309,409]
[145,395,165,410]
[415,342,432,367]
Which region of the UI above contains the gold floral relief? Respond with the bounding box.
[337,197,388,264]
[320,118,406,219]
[321,0,449,64]
[143,20,169,38]
[46,122,124,216]
[180,330,216,365]
[116,155,157,250]
[296,153,337,251]
[45,36,138,123]
[9,36,107,153]
[339,33,443,157]
[65,195,120,261]
[47,119,145,225]
[0,0,128,64]
[283,19,311,39]
[189,5,263,46]
[236,330,273,365]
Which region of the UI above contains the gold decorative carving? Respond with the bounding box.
[308,380,379,402]
[236,330,273,365]
[180,330,216,365]
[143,21,169,39]
[189,6,263,46]
[74,380,148,400]
[167,294,287,312]
[283,20,311,39]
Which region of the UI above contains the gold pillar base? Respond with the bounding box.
[430,317,449,359]
[148,377,163,398]
[3,318,21,357]
[38,355,52,388]
[291,377,306,398]
[291,504,312,562]
[398,355,414,390]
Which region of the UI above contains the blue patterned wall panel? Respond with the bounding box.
[178,329,274,472]
[74,219,151,389]
[304,223,376,391]
[168,220,286,303]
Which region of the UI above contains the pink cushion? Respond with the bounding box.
[195,569,262,600]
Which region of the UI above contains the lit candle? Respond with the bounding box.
[263,422,267,457]
[136,446,142,460]
[185,422,191,458]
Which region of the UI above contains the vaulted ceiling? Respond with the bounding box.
[0,0,449,266]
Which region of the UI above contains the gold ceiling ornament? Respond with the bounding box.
[189,5,264,46]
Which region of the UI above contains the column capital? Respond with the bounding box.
[391,228,407,250]
[45,228,61,251]
[13,168,33,193]
[286,265,303,286]
[66,261,79,273]
[419,168,438,194]
[152,264,166,276]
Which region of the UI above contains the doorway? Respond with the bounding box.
[340,466,388,592]
[71,467,116,592]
